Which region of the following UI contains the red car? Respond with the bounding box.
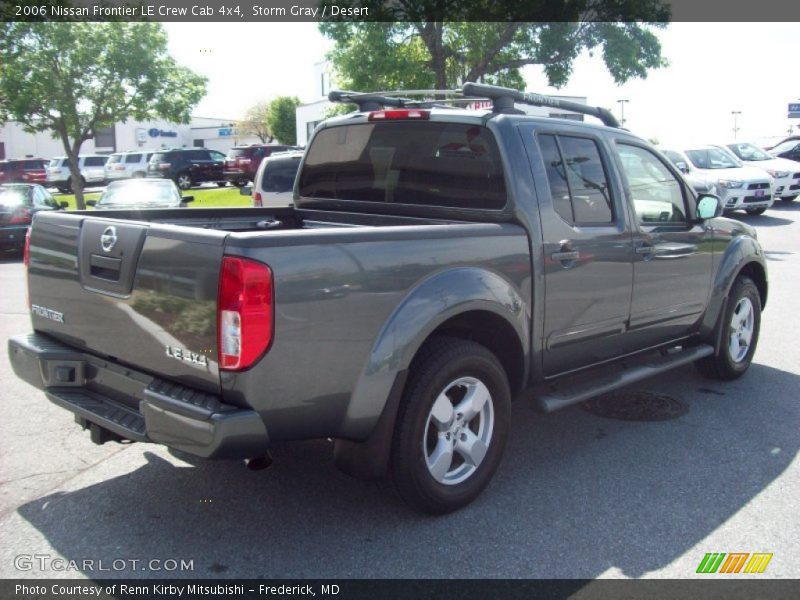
[223,144,299,187]
[0,158,48,185]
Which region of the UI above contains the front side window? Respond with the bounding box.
[299,122,507,210]
[84,156,107,167]
[537,133,613,224]
[616,144,687,224]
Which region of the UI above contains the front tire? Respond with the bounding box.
[390,336,510,514]
[745,207,767,215]
[695,276,761,380]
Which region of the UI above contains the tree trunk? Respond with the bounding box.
[66,147,85,210]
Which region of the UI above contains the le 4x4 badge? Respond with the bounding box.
[165,345,209,367]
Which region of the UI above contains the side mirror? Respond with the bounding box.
[696,194,723,220]
[86,200,97,207]
[240,185,252,196]
[182,196,194,203]
[676,162,689,174]
[58,201,68,209]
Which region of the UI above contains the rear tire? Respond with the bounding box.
[781,195,797,202]
[390,336,510,514]
[745,207,767,215]
[695,276,761,380]
[232,180,247,188]
[216,182,227,187]
[175,172,192,190]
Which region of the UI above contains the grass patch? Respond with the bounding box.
[53,184,251,210]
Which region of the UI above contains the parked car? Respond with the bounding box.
[86,179,193,210]
[721,142,800,202]
[0,158,48,185]
[769,139,800,163]
[244,151,304,207]
[662,146,773,215]
[0,183,64,252]
[764,134,800,151]
[47,155,108,193]
[104,151,156,182]
[660,150,718,196]
[11,83,767,514]
[224,144,299,187]
[147,147,227,190]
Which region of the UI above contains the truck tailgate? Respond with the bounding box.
[27,211,226,393]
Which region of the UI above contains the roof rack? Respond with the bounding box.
[461,82,620,128]
[328,84,619,128]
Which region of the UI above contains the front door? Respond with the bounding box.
[525,129,635,377]
[612,142,713,351]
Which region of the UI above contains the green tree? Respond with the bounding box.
[267,97,300,145]
[237,100,274,143]
[0,22,207,208]
[320,4,670,92]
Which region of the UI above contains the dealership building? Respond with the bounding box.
[0,116,260,160]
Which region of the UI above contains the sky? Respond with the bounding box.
[163,22,800,146]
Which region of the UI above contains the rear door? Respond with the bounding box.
[612,141,713,351]
[522,126,634,376]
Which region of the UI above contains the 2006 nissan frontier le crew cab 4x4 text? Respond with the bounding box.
[9,83,767,514]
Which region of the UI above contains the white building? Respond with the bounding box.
[295,61,589,146]
[0,117,261,160]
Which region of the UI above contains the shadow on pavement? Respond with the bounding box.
[15,363,800,579]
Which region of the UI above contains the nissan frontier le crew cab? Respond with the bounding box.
[9,83,767,514]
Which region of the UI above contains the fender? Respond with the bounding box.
[334,267,529,479]
[699,233,767,342]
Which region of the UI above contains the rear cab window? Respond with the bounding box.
[537,133,614,225]
[262,158,302,192]
[299,122,507,210]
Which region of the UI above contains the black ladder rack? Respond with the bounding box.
[327,83,620,128]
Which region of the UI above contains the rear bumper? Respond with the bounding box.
[8,333,270,459]
[223,170,252,183]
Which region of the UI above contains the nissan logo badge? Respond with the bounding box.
[100,225,118,253]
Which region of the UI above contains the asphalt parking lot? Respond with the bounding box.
[1,203,798,580]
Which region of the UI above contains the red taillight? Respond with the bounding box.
[238,158,251,165]
[10,207,32,224]
[23,227,31,268]
[217,256,273,370]
[253,192,262,207]
[368,109,430,121]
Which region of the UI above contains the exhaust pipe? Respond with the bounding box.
[246,452,273,471]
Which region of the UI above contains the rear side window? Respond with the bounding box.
[262,158,301,192]
[150,153,168,163]
[538,134,613,224]
[299,122,507,210]
[125,153,142,163]
[84,156,107,167]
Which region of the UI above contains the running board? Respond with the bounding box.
[534,345,715,413]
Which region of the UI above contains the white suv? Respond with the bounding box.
[47,155,108,193]
[662,146,774,215]
[721,142,799,202]
[104,151,155,182]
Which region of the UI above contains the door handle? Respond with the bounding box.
[635,245,655,255]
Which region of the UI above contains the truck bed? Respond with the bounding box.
[26,206,531,443]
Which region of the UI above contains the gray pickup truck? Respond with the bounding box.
[9,84,767,514]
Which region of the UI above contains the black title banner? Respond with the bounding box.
[3,579,800,600]
[3,0,800,22]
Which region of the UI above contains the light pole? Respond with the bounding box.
[731,110,742,140]
[617,99,629,127]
